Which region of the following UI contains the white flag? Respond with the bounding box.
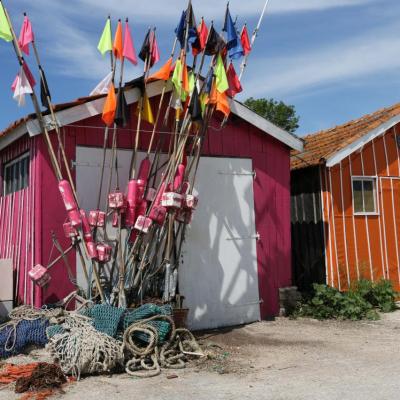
[90,71,113,96]
[12,67,33,107]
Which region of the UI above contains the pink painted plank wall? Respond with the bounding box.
[36,99,292,317]
[0,135,42,307]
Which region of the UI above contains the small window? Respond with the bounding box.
[352,177,377,214]
[2,153,29,196]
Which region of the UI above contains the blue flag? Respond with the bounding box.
[223,7,244,60]
[175,6,198,49]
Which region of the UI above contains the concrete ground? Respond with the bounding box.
[2,311,400,400]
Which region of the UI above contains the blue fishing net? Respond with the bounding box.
[0,319,49,359]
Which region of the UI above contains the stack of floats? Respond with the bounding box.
[0,0,268,310]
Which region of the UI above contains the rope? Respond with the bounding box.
[123,314,203,378]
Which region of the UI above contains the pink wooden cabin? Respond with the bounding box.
[0,79,303,328]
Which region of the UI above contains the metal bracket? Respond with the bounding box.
[218,170,256,178]
[226,232,260,241]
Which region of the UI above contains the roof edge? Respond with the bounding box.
[0,79,304,152]
[325,114,400,167]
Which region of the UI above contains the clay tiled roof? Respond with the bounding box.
[291,102,400,170]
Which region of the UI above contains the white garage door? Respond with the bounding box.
[75,147,260,329]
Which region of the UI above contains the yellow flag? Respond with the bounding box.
[140,93,154,125]
[0,3,12,42]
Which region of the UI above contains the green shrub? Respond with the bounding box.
[293,279,397,321]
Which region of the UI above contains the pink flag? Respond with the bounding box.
[150,30,160,67]
[123,20,137,65]
[18,16,34,55]
[12,62,36,92]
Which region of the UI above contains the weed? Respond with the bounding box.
[291,279,397,321]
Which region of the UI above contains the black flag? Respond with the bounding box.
[138,29,151,63]
[114,88,129,127]
[204,25,225,56]
[189,86,203,123]
[40,67,51,109]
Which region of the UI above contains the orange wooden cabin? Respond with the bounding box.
[291,103,400,292]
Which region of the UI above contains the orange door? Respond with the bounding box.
[379,178,400,291]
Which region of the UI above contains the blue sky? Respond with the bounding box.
[0,0,398,136]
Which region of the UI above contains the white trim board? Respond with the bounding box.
[0,79,304,152]
[326,114,400,167]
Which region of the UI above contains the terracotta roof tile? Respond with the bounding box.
[291,102,400,170]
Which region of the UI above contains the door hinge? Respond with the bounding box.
[226,232,260,241]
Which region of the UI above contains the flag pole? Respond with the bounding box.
[239,0,270,81]
[96,15,115,212]
[1,2,103,301]
[25,13,79,202]
[1,2,63,182]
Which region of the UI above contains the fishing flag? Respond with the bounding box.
[205,25,225,56]
[123,20,137,65]
[97,18,112,56]
[139,29,160,68]
[241,25,251,55]
[204,67,214,94]
[214,54,229,93]
[22,62,36,88]
[113,19,123,60]
[192,18,208,56]
[0,2,11,42]
[139,93,155,124]
[18,15,34,55]
[189,86,202,122]
[115,88,129,127]
[90,71,113,96]
[175,4,198,50]
[223,6,244,60]
[40,68,51,109]
[226,62,242,98]
[102,83,117,126]
[150,30,160,67]
[12,67,33,107]
[171,58,182,94]
[148,57,173,81]
[216,91,230,117]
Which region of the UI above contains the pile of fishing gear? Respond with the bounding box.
[0,303,202,379]
[0,0,268,382]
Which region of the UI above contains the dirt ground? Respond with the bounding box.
[2,311,400,400]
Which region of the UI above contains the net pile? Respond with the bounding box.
[46,316,124,380]
[80,304,125,338]
[0,320,49,358]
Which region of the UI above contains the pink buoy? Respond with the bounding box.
[58,180,81,227]
[97,243,112,263]
[63,222,78,239]
[161,192,183,209]
[134,215,152,233]
[88,210,106,227]
[80,210,98,259]
[173,163,186,191]
[108,191,126,210]
[29,264,51,287]
[149,205,167,225]
[126,180,138,227]
[138,157,151,181]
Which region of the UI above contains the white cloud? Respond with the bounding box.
[242,23,400,98]
[269,0,377,13]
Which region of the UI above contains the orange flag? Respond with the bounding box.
[208,82,218,105]
[113,20,123,60]
[216,91,230,117]
[102,83,117,126]
[147,57,173,82]
[182,58,190,96]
